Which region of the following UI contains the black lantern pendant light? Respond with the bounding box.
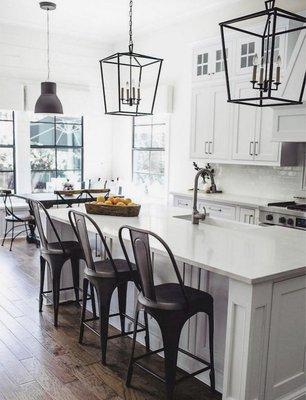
[100,0,163,116]
[35,2,63,114]
[220,0,306,107]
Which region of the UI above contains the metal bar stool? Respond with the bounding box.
[30,200,95,327]
[119,225,215,400]
[1,190,34,251]
[68,210,150,365]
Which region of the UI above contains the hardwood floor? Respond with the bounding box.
[0,240,221,400]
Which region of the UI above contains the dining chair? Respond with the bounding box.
[68,209,150,365]
[30,199,95,327]
[119,225,215,400]
[1,190,34,251]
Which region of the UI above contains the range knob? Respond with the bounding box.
[287,218,294,226]
[279,217,286,224]
[266,214,274,221]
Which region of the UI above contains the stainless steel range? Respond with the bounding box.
[259,202,306,230]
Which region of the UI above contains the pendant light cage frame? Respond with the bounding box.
[220,0,306,107]
[99,0,163,116]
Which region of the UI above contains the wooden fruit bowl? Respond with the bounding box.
[85,202,141,217]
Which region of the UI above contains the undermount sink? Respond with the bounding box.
[173,214,258,230]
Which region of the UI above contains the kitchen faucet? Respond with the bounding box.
[192,168,217,224]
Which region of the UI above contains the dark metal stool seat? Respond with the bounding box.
[119,226,215,400]
[30,200,95,328]
[68,210,150,366]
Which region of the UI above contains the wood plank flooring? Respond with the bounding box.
[0,240,221,400]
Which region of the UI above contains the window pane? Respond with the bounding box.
[241,56,247,68]
[0,172,14,190]
[56,123,82,146]
[248,55,254,66]
[133,151,150,173]
[57,148,82,170]
[30,148,56,170]
[241,43,248,55]
[197,54,202,65]
[31,171,56,192]
[0,148,14,171]
[203,53,208,63]
[31,115,54,123]
[150,151,165,175]
[134,125,151,148]
[249,42,255,53]
[0,111,13,121]
[57,170,82,185]
[30,123,55,146]
[55,116,82,125]
[197,66,202,76]
[152,125,165,148]
[203,65,208,75]
[216,50,221,60]
[216,62,221,72]
[0,121,14,145]
[150,174,165,185]
[133,172,150,186]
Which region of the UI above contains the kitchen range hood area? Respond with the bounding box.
[0,1,305,400]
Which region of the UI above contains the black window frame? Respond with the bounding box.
[0,110,16,192]
[30,116,84,192]
[132,116,166,185]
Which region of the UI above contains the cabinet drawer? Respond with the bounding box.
[173,196,192,208]
[199,201,236,220]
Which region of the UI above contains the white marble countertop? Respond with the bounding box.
[48,203,306,284]
[170,190,281,208]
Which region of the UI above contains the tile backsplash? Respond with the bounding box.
[214,144,306,200]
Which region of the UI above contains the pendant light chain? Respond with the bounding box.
[128,0,133,53]
[46,9,50,81]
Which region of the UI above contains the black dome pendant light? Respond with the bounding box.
[35,2,63,114]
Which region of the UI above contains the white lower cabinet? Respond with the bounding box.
[265,276,306,400]
[239,207,256,224]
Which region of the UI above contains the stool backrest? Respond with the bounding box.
[119,225,188,307]
[1,190,23,221]
[30,199,65,253]
[68,210,118,274]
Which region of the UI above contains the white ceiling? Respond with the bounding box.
[0,0,240,43]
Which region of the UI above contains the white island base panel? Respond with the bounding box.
[46,205,306,400]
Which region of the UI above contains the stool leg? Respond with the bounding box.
[90,283,97,319]
[39,256,46,312]
[9,222,14,251]
[2,221,8,246]
[144,311,150,352]
[71,257,80,307]
[118,282,127,335]
[209,311,215,392]
[96,282,115,365]
[160,321,181,400]
[126,307,140,387]
[79,278,89,344]
[52,266,62,327]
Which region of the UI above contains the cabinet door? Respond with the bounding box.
[239,207,256,224]
[190,87,213,158]
[210,84,231,161]
[265,276,306,400]
[232,82,258,161]
[255,107,280,162]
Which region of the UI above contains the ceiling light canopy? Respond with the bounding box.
[99,0,163,117]
[35,2,63,114]
[220,0,306,107]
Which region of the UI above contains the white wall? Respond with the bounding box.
[110,0,306,200]
[0,22,113,192]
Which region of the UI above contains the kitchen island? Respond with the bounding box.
[46,204,306,400]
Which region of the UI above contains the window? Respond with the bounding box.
[240,41,256,68]
[30,116,83,192]
[0,110,15,191]
[263,35,280,63]
[196,52,209,76]
[132,117,167,188]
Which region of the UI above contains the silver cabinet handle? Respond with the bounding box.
[204,141,208,154]
[254,141,259,156]
[249,141,254,156]
[208,207,222,212]
[209,141,213,154]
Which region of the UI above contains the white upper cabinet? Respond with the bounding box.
[190,83,231,161]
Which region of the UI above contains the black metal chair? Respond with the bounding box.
[30,200,95,327]
[1,190,34,251]
[119,225,215,400]
[68,210,150,365]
